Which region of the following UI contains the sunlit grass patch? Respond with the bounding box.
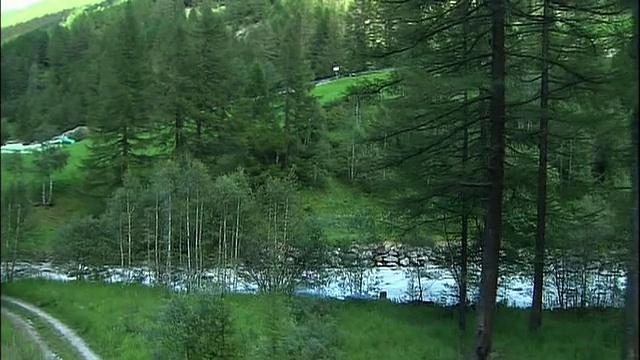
[1,0,105,28]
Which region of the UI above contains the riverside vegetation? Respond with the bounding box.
[0,279,625,360]
[0,0,638,360]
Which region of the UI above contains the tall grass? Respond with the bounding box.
[0,312,47,360]
[1,279,623,360]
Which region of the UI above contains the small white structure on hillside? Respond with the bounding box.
[1,135,75,154]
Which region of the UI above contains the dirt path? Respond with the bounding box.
[1,307,58,360]
[1,296,101,360]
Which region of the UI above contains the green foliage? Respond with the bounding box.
[0,3,636,353]
[151,293,241,360]
[81,0,154,193]
[251,294,344,360]
[240,174,330,293]
[0,0,106,29]
[52,215,112,269]
[1,279,626,360]
[1,118,14,145]
[32,145,70,204]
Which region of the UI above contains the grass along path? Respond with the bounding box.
[1,301,81,360]
[1,295,100,360]
[0,279,623,360]
[1,309,54,360]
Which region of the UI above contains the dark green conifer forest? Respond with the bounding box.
[0,0,638,359]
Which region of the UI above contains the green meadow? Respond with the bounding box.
[0,279,623,360]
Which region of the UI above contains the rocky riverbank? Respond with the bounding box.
[331,241,434,267]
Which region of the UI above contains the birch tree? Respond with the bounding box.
[1,181,31,281]
[239,173,328,293]
[104,171,144,273]
[54,215,112,277]
[211,168,254,292]
[175,159,212,291]
[147,160,180,286]
[32,144,69,206]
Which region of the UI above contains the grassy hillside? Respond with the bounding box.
[1,71,394,259]
[313,71,391,103]
[0,0,104,28]
[1,9,71,43]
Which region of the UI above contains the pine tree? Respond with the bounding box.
[151,0,195,159]
[189,1,237,162]
[82,0,153,193]
[309,6,343,79]
[369,0,492,333]
[270,0,319,171]
[344,0,377,72]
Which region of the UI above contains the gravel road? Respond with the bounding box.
[1,296,101,360]
[2,307,58,360]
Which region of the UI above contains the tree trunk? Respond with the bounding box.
[218,214,224,290]
[47,174,53,205]
[234,199,241,290]
[10,205,22,282]
[199,203,205,274]
[41,180,46,205]
[623,5,639,359]
[622,1,640,360]
[126,192,134,269]
[119,216,125,269]
[146,213,151,280]
[624,109,639,360]
[4,204,12,281]
[350,96,361,182]
[194,193,200,287]
[470,0,506,358]
[178,213,183,272]
[529,0,551,333]
[155,194,160,284]
[166,193,173,285]
[223,203,228,288]
[186,191,192,290]
[458,0,471,333]
[459,173,469,333]
[282,87,291,167]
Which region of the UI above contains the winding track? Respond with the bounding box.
[1,295,101,360]
[1,307,58,360]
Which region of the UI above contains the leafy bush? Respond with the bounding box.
[249,295,344,360]
[150,293,242,360]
